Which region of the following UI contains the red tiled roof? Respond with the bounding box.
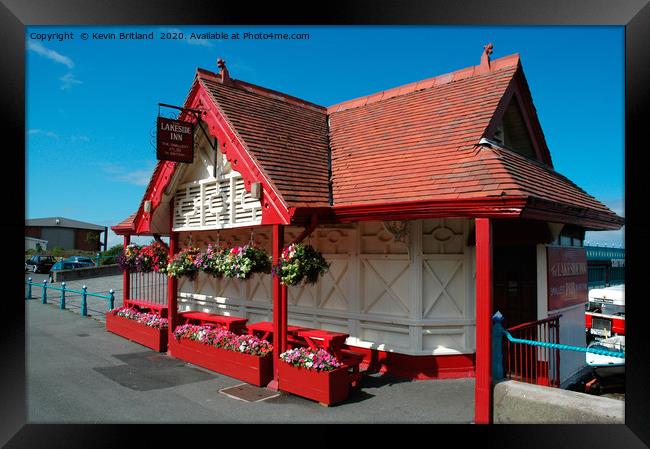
[482,145,616,215]
[199,74,331,208]
[112,212,137,233]
[114,52,623,232]
[329,57,520,205]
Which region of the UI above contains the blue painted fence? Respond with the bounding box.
[25,277,115,316]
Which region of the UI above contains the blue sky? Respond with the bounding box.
[25,26,624,249]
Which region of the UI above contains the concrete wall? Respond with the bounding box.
[493,380,624,424]
[25,237,48,251]
[51,264,121,282]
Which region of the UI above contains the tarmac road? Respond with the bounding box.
[25,298,475,424]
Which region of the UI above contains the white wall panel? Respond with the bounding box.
[176,219,477,356]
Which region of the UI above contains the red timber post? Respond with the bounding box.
[123,235,131,303]
[269,224,284,390]
[475,218,493,424]
[167,199,179,346]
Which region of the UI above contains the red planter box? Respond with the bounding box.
[106,312,168,352]
[168,337,273,387]
[278,362,351,406]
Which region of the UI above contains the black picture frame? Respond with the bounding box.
[4,1,648,447]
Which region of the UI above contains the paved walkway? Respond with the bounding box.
[26,298,475,424]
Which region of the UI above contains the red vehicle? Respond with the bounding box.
[585,285,625,343]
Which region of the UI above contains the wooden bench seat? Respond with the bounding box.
[177,311,247,332]
[336,348,365,388]
[124,299,168,317]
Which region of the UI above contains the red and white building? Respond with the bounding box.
[112,46,623,422]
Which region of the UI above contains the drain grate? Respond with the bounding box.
[219,383,280,403]
[76,333,90,337]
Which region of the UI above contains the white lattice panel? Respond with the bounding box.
[171,141,261,231]
[422,257,466,318]
[360,256,411,317]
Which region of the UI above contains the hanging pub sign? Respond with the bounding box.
[547,246,589,311]
[156,117,194,163]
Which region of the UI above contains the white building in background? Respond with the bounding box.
[25,236,48,252]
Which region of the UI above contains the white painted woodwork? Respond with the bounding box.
[171,128,261,232]
[177,219,478,356]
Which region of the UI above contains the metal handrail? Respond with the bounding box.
[25,277,115,316]
[492,312,625,386]
[507,314,561,332]
[503,329,625,358]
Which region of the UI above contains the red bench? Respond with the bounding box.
[178,311,247,333]
[124,299,168,318]
[295,328,365,388]
[246,321,309,345]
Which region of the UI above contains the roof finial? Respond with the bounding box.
[217,58,230,83]
[479,43,493,72]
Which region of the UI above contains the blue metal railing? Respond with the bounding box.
[492,312,624,384]
[25,277,115,316]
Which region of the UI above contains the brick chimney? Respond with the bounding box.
[217,58,230,83]
[477,43,493,74]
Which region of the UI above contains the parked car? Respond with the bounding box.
[48,260,86,282]
[65,256,96,267]
[50,260,85,272]
[25,255,57,273]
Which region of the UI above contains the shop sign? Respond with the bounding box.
[547,246,588,311]
[157,117,194,163]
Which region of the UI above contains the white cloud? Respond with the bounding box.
[28,41,74,69]
[584,197,625,247]
[28,129,59,139]
[115,169,153,186]
[96,161,155,186]
[585,228,625,248]
[71,134,90,143]
[60,72,83,90]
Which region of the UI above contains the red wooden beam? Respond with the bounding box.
[474,218,493,424]
[269,224,284,390]
[123,235,131,302]
[167,199,179,346]
[332,197,527,223]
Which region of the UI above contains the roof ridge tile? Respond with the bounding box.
[326,53,520,114]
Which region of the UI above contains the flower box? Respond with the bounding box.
[106,312,168,352]
[278,362,351,406]
[168,337,273,387]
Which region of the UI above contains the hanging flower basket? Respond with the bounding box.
[273,243,330,286]
[194,243,228,278]
[166,246,200,280]
[278,347,350,405]
[116,244,141,272]
[106,307,168,352]
[117,241,169,274]
[222,244,272,279]
[140,240,169,274]
[169,324,273,386]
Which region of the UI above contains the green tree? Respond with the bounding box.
[100,244,123,265]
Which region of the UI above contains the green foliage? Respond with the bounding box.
[50,246,66,257]
[273,243,330,286]
[100,244,123,265]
